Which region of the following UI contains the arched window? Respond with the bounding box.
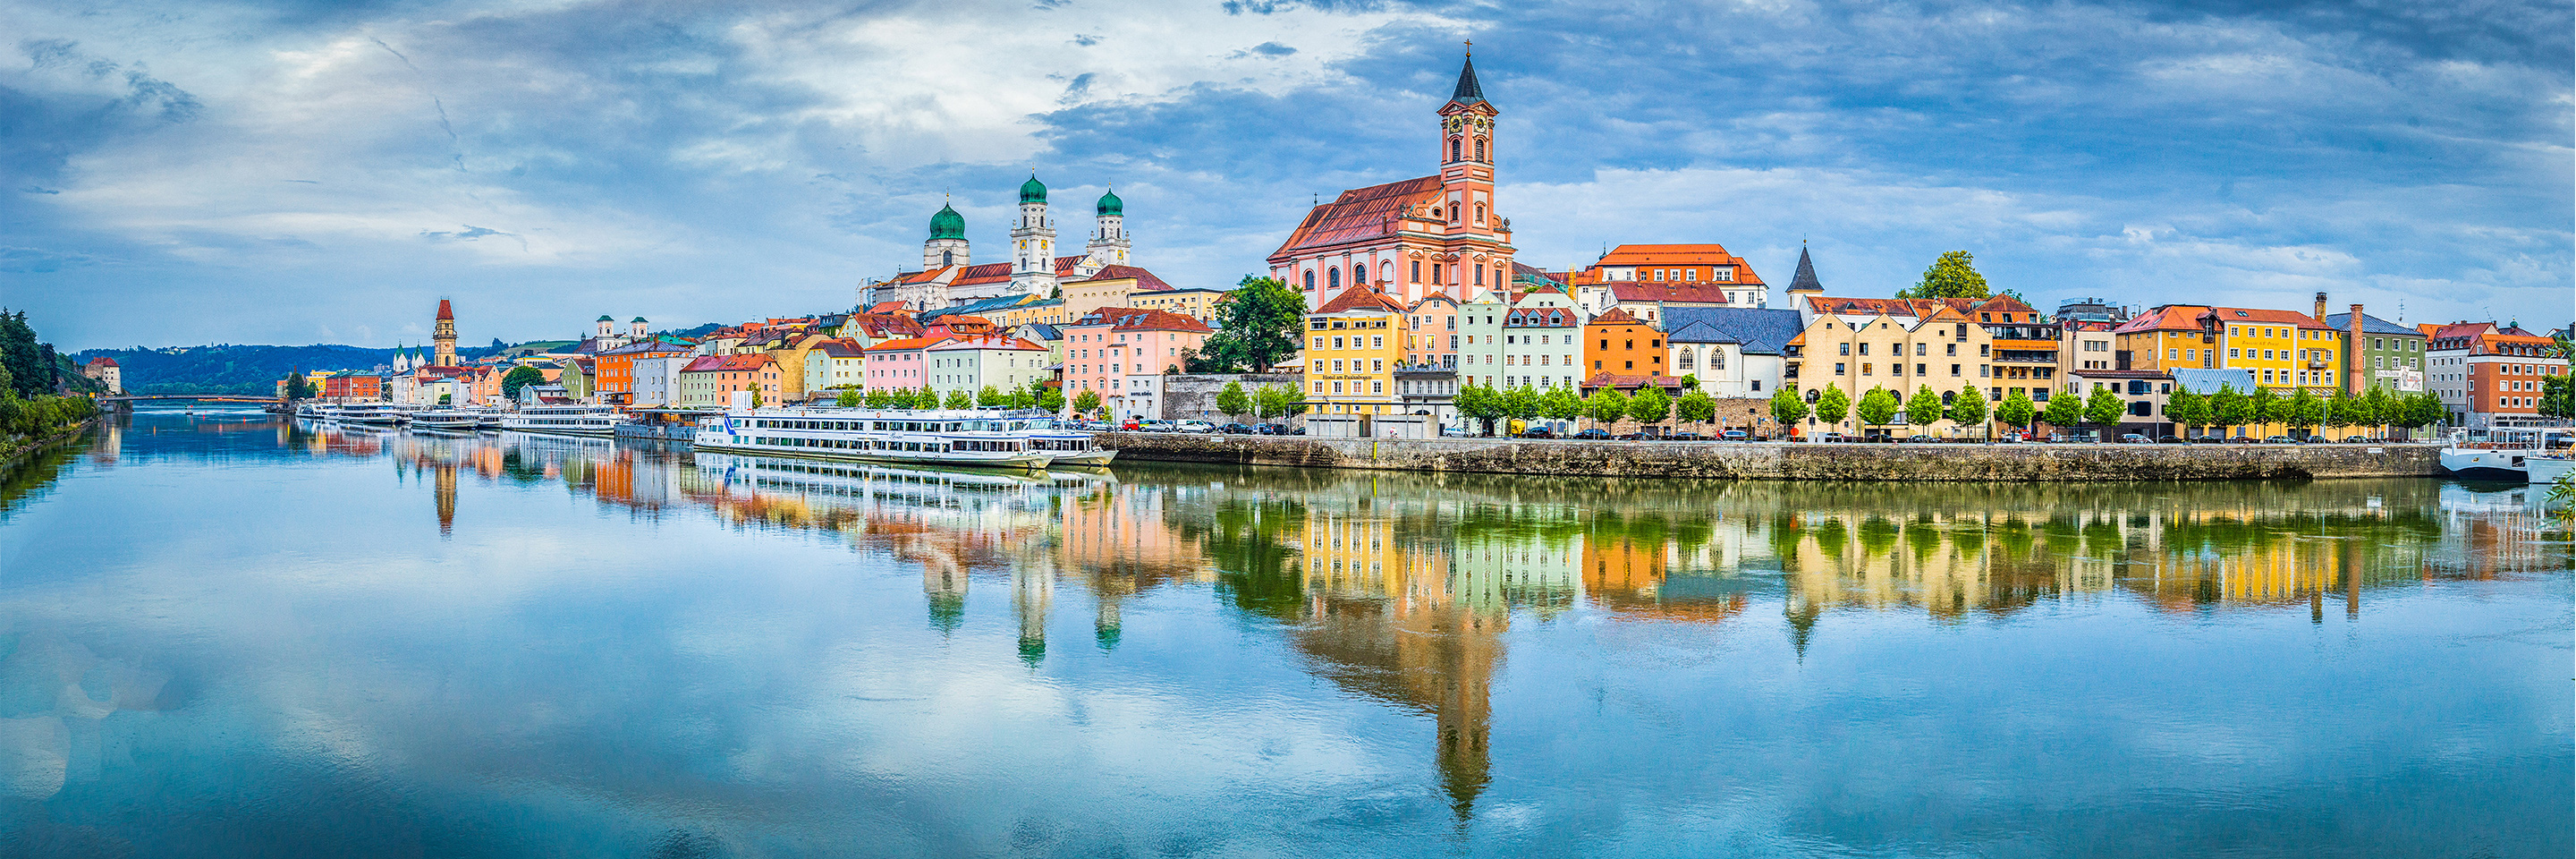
[1476,139,1486,161]
[1381,260,1393,283]
[941,251,953,266]
[1328,268,1341,290]
[1303,270,1315,291]
[1475,203,1486,225]
[1713,352,1726,370]
[1451,139,1462,161]
[1679,348,1695,370]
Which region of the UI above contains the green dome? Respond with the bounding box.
[1097,187,1122,216]
[928,203,965,240]
[1019,174,1047,203]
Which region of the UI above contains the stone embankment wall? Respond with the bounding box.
[1097,433,2443,481]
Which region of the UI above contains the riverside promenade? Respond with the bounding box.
[1097,433,2443,482]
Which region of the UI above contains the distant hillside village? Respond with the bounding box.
[96,53,2575,441]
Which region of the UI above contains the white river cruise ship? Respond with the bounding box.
[500,404,622,437]
[690,408,1102,472]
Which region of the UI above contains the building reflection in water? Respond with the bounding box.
[261,422,2567,821]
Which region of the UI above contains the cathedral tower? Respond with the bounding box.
[922,200,969,270]
[1087,186,1129,268]
[1437,49,1504,302]
[1011,174,1058,298]
[432,300,458,367]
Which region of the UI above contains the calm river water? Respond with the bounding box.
[0,409,2567,858]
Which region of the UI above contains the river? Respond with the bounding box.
[0,409,2566,857]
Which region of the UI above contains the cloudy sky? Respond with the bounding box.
[2,0,2567,350]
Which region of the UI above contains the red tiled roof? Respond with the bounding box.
[864,336,951,353]
[928,336,1050,353]
[2111,305,2207,334]
[1607,282,1733,305]
[681,355,726,372]
[1576,243,1770,285]
[1314,285,1408,315]
[1270,175,1445,258]
[436,299,453,320]
[1072,308,1215,333]
[814,339,868,358]
[1071,264,1175,292]
[866,301,907,314]
[85,356,117,367]
[1590,306,1642,325]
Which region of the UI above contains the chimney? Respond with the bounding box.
[2346,303,2365,394]
[2313,292,2327,324]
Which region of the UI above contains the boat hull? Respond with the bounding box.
[692,435,1052,472]
[2439,448,2528,481]
[2527,456,2574,486]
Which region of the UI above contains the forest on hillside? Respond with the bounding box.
[68,344,498,395]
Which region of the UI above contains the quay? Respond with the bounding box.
[1094,433,2445,482]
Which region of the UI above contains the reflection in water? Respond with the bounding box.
[2,412,2566,856]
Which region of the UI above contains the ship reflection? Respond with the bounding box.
[271,421,2567,821]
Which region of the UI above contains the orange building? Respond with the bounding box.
[591,339,693,405]
[323,374,385,401]
[1403,292,1462,369]
[1581,307,1667,382]
[1570,242,1771,318]
[2424,321,2566,429]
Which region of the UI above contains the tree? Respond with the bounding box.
[1893,251,1990,300]
[2210,385,2255,430]
[2357,386,2394,438]
[1854,386,1901,431]
[2083,386,2126,438]
[1994,388,2036,435]
[501,366,545,400]
[1541,387,1585,426]
[836,387,862,407]
[281,369,316,401]
[1946,387,1988,439]
[1678,374,1700,390]
[1583,387,1629,429]
[2394,390,2443,436]
[2321,390,2351,434]
[2247,387,2279,430]
[1813,386,1852,431]
[1038,385,1065,413]
[976,385,1004,408]
[1197,276,1306,372]
[1768,387,1810,431]
[1628,385,1672,432]
[1458,384,1504,436]
[745,384,763,408]
[2038,390,2081,433]
[918,384,939,409]
[1504,386,1542,425]
[2284,388,2324,435]
[943,388,973,410]
[0,310,51,399]
[2167,387,2208,433]
[1216,381,1251,421]
[1903,385,1944,433]
[865,389,894,408]
[437,393,451,405]
[1676,390,1716,427]
[2540,375,2573,420]
[1072,388,1104,416]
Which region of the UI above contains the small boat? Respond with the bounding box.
[500,404,621,436]
[1020,414,1118,466]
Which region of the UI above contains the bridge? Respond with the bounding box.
[97,394,284,404]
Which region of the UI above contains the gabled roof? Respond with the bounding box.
[813,339,868,359]
[1016,323,1063,341]
[1409,292,1461,310]
[2171,368,2256,394]
[1271,175,1445,258]
[928,336,1049,353]
[680,355,727,372]
[863,336,950,353]
[1589,306,1642,325]
[85,356,117,367]
[1664,320,1737,344]
[1313,285,1408,316]
[597,339,692,356]
[2111,304,2208,334]
[1070,264,1176,292]
[1659,307,1805,353]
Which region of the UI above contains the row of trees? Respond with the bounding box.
[833,378,1066,412]
[1,310,60,399]
[1764,382,2449,440]
[1441,383,1722,436]
[0,391,97,442]
[1212,382,1309,423]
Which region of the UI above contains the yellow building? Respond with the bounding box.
[1784,297,2010,437]
[2112,304,2341,391]
[1303,285,1408,419]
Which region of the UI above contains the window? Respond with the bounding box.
[1328,268,1341,290]
[1859,343,1870,356]
[1835,362,1846,375]
[1302,270,1315,291]
[1451,139,1461,161]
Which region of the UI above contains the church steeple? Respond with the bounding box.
[1445,50,1486,109]
[1786,244,1823,294]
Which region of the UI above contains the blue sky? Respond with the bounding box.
[3,0,2568,350]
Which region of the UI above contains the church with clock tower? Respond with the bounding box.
[1269,51,1515,310]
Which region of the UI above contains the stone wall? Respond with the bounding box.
[1155,373,1301,421]
[1096,433,2443,482]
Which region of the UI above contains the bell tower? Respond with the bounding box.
[432,299,458,367]
[1087,185,1130,268]
[922,199,969,270]
[1437,46,1506,300]
[1010,173,1058,298]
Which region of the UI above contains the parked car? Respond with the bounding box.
[1219,422,1254,434]
[2227,436,2259,444]
[1615,432,1649,441]
[1178,421,1219,434]
[2119,433,2148,444]
[1903,434,1938,444]
[1665,431,1704,441]
[1287,427,1307,435]
[1517,427,1556,439]
[2305,436,2330,444]
[2191,434,2224,444]
[2157,435,2184,444]
[2342,436,2375,444]
[2261,434,2292,444]
[1119,420,1142,431]
[1572,428,1614,440]
[1719,430,1750,441]
[1818,432,1848,443]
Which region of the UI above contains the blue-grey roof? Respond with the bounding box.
[1660,307,1804,354]
[1665,320,1736,344]
[2320,311,2418,337]
[1017,323,1062,341]
[2170,368,2256,394]
[918,294,1030,322]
